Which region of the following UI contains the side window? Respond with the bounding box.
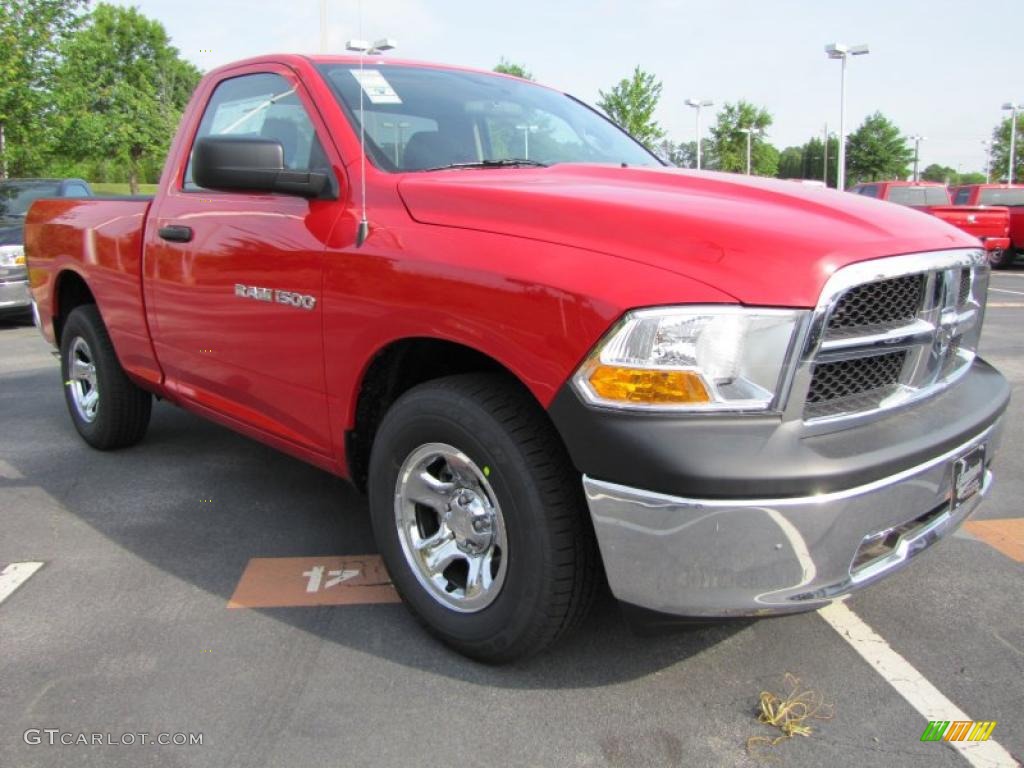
[859,184,880,198]
[64,184,91,198]
[184,72,328,191]
[953,188,970,205]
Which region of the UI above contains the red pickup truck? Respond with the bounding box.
[850,180,1012,267]
[25,55,1009,661]
[949,183,1024,268]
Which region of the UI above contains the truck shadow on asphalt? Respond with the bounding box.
[2,365,752,688]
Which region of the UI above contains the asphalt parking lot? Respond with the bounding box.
[1,270,1022,768]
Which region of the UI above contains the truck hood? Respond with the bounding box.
[397,165,975,307]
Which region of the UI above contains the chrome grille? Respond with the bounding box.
[807,351,907,418]
[827,274,924,332]
[800,251,988,424]
[958,270,972,305]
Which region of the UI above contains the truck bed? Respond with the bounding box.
[25,196,161,387]
[925,205,1010,242]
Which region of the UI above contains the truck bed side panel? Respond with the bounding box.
[25,197,163,388]
[925,205,1010,241]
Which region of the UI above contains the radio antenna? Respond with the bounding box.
[345,6,395,248]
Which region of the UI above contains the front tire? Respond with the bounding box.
[368,374,597,663]
[989,247,1016,269]
[60,305,152,449]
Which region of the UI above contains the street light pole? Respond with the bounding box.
[823,123,829,186]
[320,0,328,53]
[515,124,538,159]
[1002,102,1021,184]
[740,128,754,175]
[981,139,992,183]
[909,135,926,182]
[685,98,713,170]
[826,42,869,190]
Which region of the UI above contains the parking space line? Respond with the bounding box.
[0,561,44,605]
[987,302,1024,308]
[964,518,1024,563]
[820,601,1018,767]
[990,287,1024,296]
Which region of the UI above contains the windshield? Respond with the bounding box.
[887,186,950,207]
[979,188,1024,206]
[0,181,61,217]
[317,64,660,172]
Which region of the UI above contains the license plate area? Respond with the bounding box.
[952,445,985,508]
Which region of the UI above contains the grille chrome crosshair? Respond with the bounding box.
[798,249,988,424]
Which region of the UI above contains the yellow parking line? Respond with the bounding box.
[963,518,1024,563]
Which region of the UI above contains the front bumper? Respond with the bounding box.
[583,417,1002,616]
[0,276,31,313]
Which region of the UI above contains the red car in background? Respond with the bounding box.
[851,181,1012,267]
[949,184,1024,268]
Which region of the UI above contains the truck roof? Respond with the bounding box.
[203,53,541,86]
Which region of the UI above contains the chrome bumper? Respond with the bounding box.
[583,418,1003,617]
[0,277,31,311]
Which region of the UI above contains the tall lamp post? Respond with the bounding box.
[685,98,713,170]
[515,124,539,159]
[320,0,328,53]
[823,124,836,187]
[1001,102,1022,184]
[825,42,870,190]
[981,139,992,183]
[909,134,926,181]
[739,128,763,175]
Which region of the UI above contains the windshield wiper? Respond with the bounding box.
[422,158,549,171]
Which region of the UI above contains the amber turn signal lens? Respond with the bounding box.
[588,365,711,404]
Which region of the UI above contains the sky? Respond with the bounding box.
[107,0,1024,173]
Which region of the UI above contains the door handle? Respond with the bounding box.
[158,225,193,243]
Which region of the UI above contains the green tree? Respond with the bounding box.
[707,101,775,175]
[989,113,1024,183]
[597,66,665,150]
[493,58,533,80]
[845,112,913,186]
[957,171,986,185]
[921,163,957,184]
[777,146,803,178]
[655,138,696,168]
[52,4,200,193]
[0,0,86,177]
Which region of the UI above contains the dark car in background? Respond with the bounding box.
[1,178,92,319]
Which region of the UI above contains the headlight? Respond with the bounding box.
[572,306,806,412]
[0,245,26,268]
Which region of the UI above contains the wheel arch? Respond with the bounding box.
[52,269,96,345]
[345,336,555,491]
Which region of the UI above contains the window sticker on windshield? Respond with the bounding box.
[350,69,402,104]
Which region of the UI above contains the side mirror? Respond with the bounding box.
[192,136,335,199]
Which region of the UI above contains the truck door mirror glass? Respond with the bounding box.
[192,136,334,199]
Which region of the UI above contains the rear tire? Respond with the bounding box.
[367,374,598,663]
[60,305,152,449]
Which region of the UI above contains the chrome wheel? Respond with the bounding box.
[394,443,508,613]
[68,336,99,423]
